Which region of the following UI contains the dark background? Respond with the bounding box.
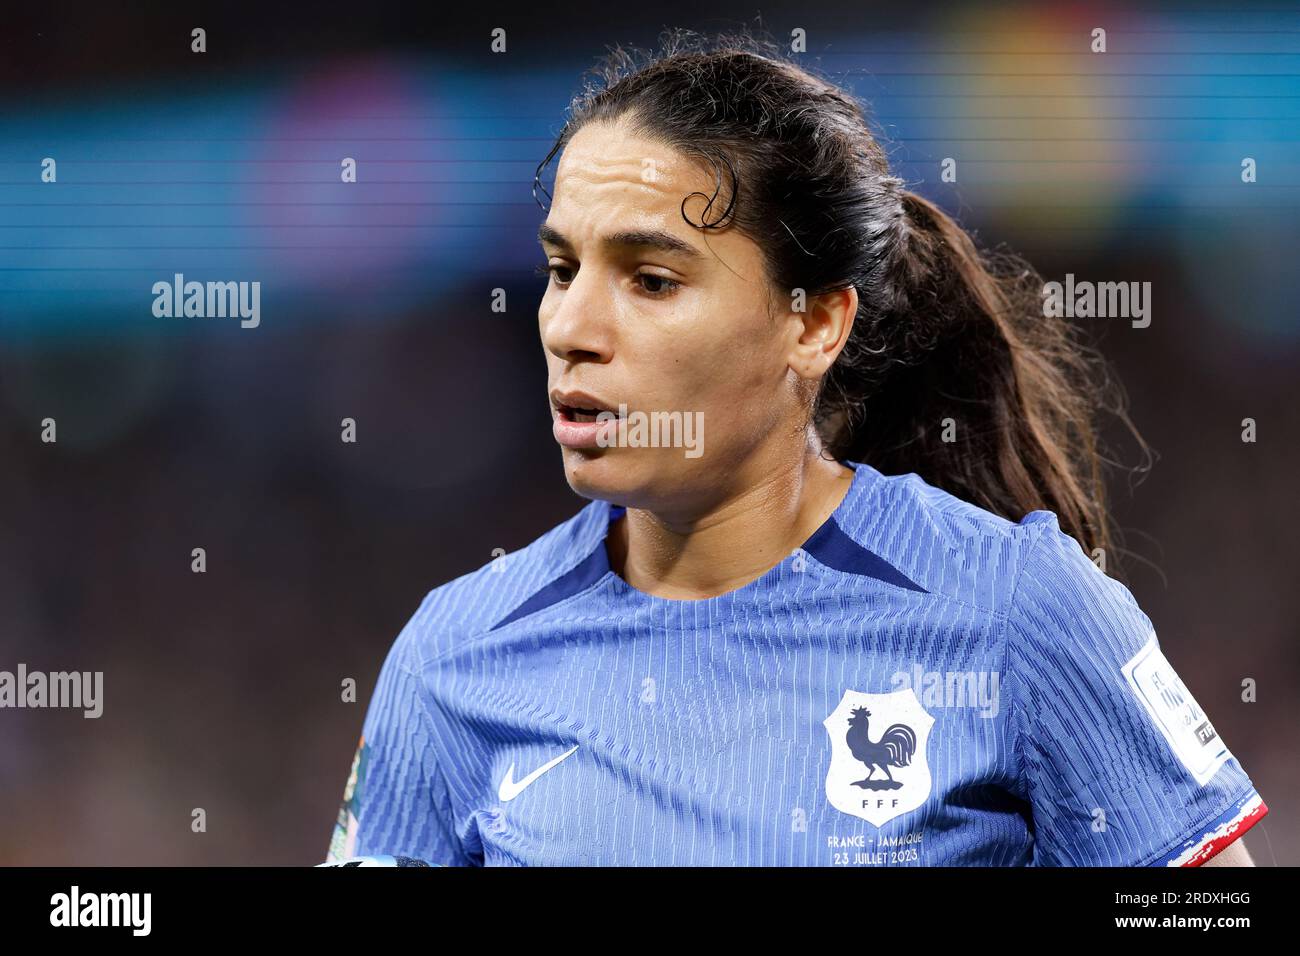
[0,1,1295,864]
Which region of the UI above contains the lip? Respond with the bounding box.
[550,387,618,413]
[550,387,624,450]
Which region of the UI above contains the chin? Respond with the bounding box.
[559,447,654,507]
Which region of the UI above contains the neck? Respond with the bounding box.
[606,450,856,600]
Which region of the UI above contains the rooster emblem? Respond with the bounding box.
[844,706,916,790]
[823,688,934,825]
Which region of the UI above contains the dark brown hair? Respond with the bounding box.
[533,27,1145,564]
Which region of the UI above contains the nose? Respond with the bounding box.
[540,268,614,365]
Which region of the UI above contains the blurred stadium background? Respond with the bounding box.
[0,1,1295,864]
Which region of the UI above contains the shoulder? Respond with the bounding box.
[1005,506,1153,668]
[391,496,610,667]
[839,461,1078,619]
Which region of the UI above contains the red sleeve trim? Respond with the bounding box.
[1175,792,1268,867]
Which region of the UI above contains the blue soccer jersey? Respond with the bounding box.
[327,459,1268,866]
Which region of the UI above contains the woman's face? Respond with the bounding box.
[537,118,850,515]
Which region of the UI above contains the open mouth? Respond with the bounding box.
[557,402,625,423]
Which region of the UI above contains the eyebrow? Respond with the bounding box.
[537,223,705,261]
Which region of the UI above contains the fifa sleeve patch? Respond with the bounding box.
[1121,632,1232,787]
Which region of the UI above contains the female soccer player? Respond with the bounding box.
[328,31,1267,867]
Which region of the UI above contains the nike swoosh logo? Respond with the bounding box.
[497,745,580,802]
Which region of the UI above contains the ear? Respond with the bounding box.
[785,286,858,381]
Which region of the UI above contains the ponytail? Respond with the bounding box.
[819,189,1129,560]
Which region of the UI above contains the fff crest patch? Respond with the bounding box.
[823,688,935,826]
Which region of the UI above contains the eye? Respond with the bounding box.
[535,262,574,286]
[536,262,681,299]
[635,272,681,298]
